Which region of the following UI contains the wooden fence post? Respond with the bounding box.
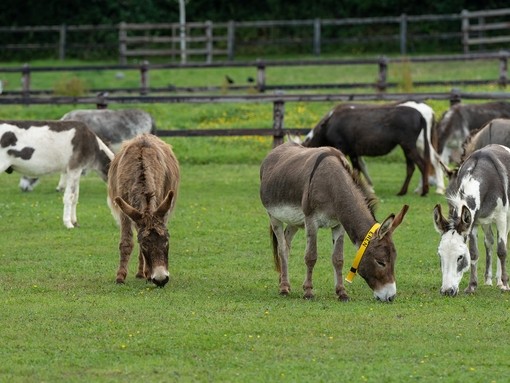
[119,22,127,64]
[59,24,67,61]
[498,50,508,88]
[313,18,321,56]
[461,10,470,54]
[399,14,407,55]
[377,56,388,92]
[450,88,462,106]
[272,98,285,147]
[205,20,213,64]
[140,60,149,95]
[22,63,30,100]
[227,20,235,61]
[256,60,266,93]
[96,92,108,109]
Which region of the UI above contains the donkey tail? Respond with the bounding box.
[270,224,281,272]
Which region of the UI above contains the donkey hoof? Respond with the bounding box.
[115,278,125,284]
[279,289,290,296]
[338,294,350,302]
[135,272,145,279]
[303,292,314,300]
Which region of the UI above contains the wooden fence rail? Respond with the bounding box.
[1,8,509,62]
[1,90,509,147]
[1,52,509,97]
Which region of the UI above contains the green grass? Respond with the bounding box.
[1,148,510,382]
[1,58,510,382]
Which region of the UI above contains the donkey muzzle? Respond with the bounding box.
[151,266,170,288]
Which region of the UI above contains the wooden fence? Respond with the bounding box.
[1,89,508,147]
[1,52,509,98]
[1,8,509,62]
[462,8,510,53]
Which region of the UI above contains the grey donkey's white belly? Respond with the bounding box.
[266,204,339,228]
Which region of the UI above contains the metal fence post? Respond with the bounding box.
[140,60,149,95]
[272,99,285,147]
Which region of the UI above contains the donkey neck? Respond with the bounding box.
[341,208,378,247]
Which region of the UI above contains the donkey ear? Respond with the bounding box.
[433,204,449,234]
[155,190,174,218]
[457,205,472,234]
[377,205,409,239]
[439,160,456,180]
[115,196,142,222]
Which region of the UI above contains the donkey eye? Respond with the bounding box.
[375,260,386,267]
[457,255,464,263]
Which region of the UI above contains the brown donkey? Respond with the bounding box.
[108,134,180,287]
[260,142,409,301]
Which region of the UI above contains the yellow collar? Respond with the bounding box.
[345,223,381,283]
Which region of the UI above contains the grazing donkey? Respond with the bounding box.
[437,101,510,164]
[303,103,431,196]
[433,144,510,296]
[260,142,409,302]
[0,120,113,228]
[20,108,156,192]
[108,134,180,287]
[460,118,510,162]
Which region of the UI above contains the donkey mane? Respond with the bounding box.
[318,145,378,218]
[460,124,487,163]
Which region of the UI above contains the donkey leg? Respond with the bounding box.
[116,215,134,284]
[481,225,494,285]
[331,225,348,301]
[270,217,291,295]
[62,169,81,228]
[351,156,373,187]
[136,250,145,279]
[496,225,509,290]
[465,229,479,294]
[397,151,415,196]
[303,218,319,299]
[56,172,67,192]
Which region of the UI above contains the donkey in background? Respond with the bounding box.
[1,120,113,228]
[460,118,510,162]
[433,144,510,296]
[303,102,431,196]
[108,134,180,287]
[260,142,409,302]
[437,101,510,164]
[20,108,156,192]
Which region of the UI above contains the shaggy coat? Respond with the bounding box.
[108,134,180,287]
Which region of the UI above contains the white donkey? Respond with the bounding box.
[433,144,510,296]
[1,120,114,228]
[19,108,155,192]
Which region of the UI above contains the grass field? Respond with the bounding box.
[1,58,510,382]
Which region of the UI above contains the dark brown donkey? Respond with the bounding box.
[260,142,409,301]
[108,134,180,287]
